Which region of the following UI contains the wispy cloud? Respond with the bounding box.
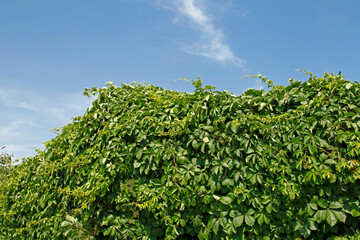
[0,89,35,110]
[158,0,246,70]
[0,120,36,139]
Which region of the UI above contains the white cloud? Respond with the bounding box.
[158,0,246,70]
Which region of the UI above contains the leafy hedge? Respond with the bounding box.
[0,72,359,239]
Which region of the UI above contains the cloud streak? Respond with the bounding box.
[160,0,246,70]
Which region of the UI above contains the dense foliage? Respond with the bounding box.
[0,72,359,239]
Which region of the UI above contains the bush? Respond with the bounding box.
[0,72,359,239]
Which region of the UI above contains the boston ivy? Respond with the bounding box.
[0,72,359,239]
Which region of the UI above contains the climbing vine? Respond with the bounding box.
[0,72,359,239]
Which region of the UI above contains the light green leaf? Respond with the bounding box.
[246,208,255,215]
[351,209,360,217]
[329,201,343,209]
[309,203,318,210]
[324,159,337,165]
[266,203,272,213]
[65,215,76,223]
[314,210,326,222]
[325,210,337,227]
[133,161,141,168]
[333,210,347,223]
[60,221,72,227]
[220,196,232,205]
[213,194,220,200]
[208,140,216,153]
[192,140,199,149]
[135,149,143,160]
[233,216,244,227]
[245,215,255,226]
[316,199,328,208]
[345,83,353,89]
[257,213,265,226]
[212,220,219,234]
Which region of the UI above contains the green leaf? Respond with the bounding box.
[314,210,326,222]
[345,83,353,89]
[208,140,216,153]
[135,148,143,160]
[256,213,265,226]
[245,215,255,226]
[60,221,72,227]
[233,216,244,227]
[351,209,360,217]
[103,227,112,236]
[246,208,255,215]
[220,196,232,205]
[316,198,328,208]
[65,215,76,223]
[325,210,337,227]
[309,203,318,210]
[333,210,347,223]
[300,222,312,238]
[133,161,141,168]
[266,203,273,213]
[324,159,337,165]
[329,202,343,209]
[193,216,202,227]
[106,215,115,225]
[329,173,337,183]
[213,194,220,200]
[192,140,199,149]
[212,220,219,234]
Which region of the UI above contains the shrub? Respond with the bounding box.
[0,72,359,239]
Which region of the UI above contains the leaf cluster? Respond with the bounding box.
[0,73,360,239]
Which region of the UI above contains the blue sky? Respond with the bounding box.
[1,0,360,159]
